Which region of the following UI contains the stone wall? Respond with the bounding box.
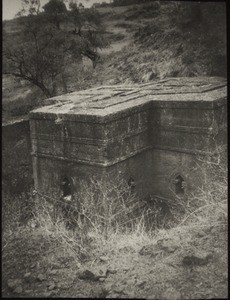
[29,77,227,202]
[2,120,33,194]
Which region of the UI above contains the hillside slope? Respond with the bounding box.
[2,187,228,298]
[90,1,226,84]
[2,1,227,123]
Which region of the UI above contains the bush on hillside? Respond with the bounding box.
[113,0,159,6]
[130,1,226,78]
[3,0,109,98]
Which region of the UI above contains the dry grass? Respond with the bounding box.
[2,145,227,267]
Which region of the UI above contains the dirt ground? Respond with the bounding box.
[2,221,227,299]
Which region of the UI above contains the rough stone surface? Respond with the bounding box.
[49,269,58,275]
[43,291,54,297]
[13,286,23,294]
[29,77,227,201]
[162,287,181,300]
[136,280,147,288]
[48,282,56,291]
[24,272,35,284]
[37,274,46,282]
[7,279,22,290]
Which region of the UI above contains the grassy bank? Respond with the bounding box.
[2,148,227,298]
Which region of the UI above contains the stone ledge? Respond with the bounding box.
[29,78,227,124]
[31,142,221,167]
[31,144,153,167]
[30,126,150,145]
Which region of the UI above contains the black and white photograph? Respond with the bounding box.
[2,0,227,298]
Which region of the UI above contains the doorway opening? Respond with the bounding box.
[61,177,72,200]
[128,177,136,194]
[174,175,185,195]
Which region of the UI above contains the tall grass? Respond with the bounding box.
[2,146,227,265]
[181,147,227,227]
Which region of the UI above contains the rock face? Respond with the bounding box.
[29,77,227,202]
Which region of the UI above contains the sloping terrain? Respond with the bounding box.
[2,1,227,123]
[2,214,227,298]
[2,75,44,124]
[91,2,226,84]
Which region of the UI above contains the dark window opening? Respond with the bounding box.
[61,177,72,198]
[128,177,136,193]
[173,175,185,195]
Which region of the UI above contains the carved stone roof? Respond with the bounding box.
[30,77,227,123]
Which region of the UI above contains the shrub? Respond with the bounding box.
[179,145,227,227]
[60,175,147,238]
[2,189,35,234]
[2,142,227,262]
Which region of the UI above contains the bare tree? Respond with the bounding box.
[3,0,110,97]
[3,15,76,97]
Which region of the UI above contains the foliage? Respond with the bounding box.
[2,191,35,234]
[3,0,109,98]
[43,0,67,14]
[113,0,159,6]
[2,145,227,259]
[3,16,74,97]
[43,0,67,29]
[68,1,82,34]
